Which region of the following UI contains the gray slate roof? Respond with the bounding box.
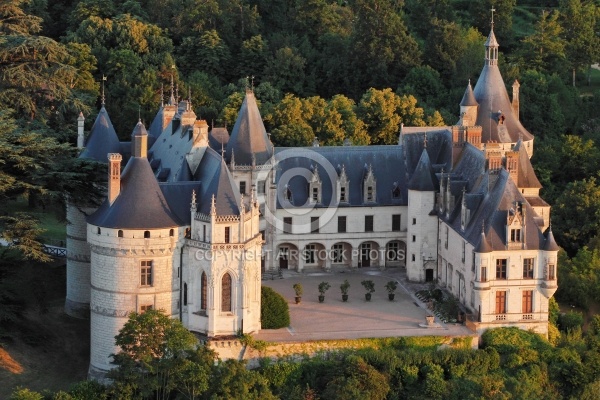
[543,227,560,251]
[79,106,121,161]
[208,127,230,153]
[88,157,181,229]
[460,82,478,107]
[225,91,273,166]
[473,59,534,144]
[408,149,436,191]
[514,141,542,188]
[195,147,241,216]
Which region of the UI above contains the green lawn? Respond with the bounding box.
[4,198,66,245]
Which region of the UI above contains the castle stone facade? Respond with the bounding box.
[67,26,558,380]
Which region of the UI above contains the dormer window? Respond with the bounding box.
[337,164,349,204]
[283,185,292,202]
[510,228,521,242]
[392,183,401,199]
[309,165,322,204]
[363,164,376,204]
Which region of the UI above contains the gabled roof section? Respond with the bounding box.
[514,141,542,188]
[196,148,241,216]
[79,106,122,161]
[88,157,180,229]
[460,81,478,107]
[408,148,435,191]
[225,91,273,166]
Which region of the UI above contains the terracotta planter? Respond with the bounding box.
[295,296,301,304]
[426,315,435,326]
[365,293,372,301]
[318,295,325,303]
[388,293,395,301]
[342,294,348,302]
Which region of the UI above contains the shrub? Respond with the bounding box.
[261,286,290,329]
[558,310,584,332]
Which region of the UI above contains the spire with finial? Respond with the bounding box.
[210,194,216,216]
[191,189,197,212]
[101,75,107,105]
[160,83,164,107]
[485,7,499,66]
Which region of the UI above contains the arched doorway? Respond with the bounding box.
[358,241,380,268]
[277,243,299,270]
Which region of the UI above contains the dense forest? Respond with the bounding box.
[1,1,600,397]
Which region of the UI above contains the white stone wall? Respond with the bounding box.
[270,205,408,271]
[406,190,438,281]
[438,220,552,336]
[65,203,96,318]
[87,224,182,378]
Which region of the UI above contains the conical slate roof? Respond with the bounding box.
[460,82,478,107]
[131,120,148,137]
[543,227,560,251]
[225,91,273,166]
[196,148,241,216]
[408,148,436,191]
[473,30,534,144]
[79,106,121,161]
[485,28,499,48]
[475,227,493,253]
[88,157,181,229]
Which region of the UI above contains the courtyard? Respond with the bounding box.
[256,268,473,342]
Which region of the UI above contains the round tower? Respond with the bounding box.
[87,121,182,380]
[66,106,121,318]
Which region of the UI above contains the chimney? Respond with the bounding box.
[77,112,85,149]
[131,121,148,158]
[505,150,519,182]
[512,80,520,121]
[108,153,122,204]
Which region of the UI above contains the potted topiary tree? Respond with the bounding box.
[361,280,375,301]
[293,283,303,304]
[318,281,331,303]
[340,279,350,302]
[385,280,398,301]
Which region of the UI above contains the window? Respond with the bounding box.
[183,283,188,306]
[260,230,265,240]
[548,264,556,280]
[365,215,374,232]
[144,230,150,239]
[118,230,123,238]
[461,241,466,262]
[97,227,101,234]
[283,217,292,234]
[203,225,206,241]
[411,254,415,262]
[169,228,174,237]
[312,187,319,202]
[412,235,416,242]
[340,186,347,202]
[495,291,506,314]
[257,180,265,194]
[392,185,401,199]
[140,304,153,312]
[480,265,487,282]
[239,181,246,195]
[392,215,401,231]
[444,226,448,249]
[412,218,416,225]
[140,261,152,286]
[510,228,521,242]
[472,252,476,272]
[522,290,533,313]
[200,272,207,310]
[304,244,316,264]
[311,217,319,233]
[338,216,347,233]
[224,226,230,243]
[332,244,344,263]
[387,242,401,261]
[496,259,507,279]
[523,258,534,279]
[221,273,232,312]
[284,186,292,201]
[366,186,374,202]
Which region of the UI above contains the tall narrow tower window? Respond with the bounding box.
[222,273,232,312]
[200,272,207,311]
